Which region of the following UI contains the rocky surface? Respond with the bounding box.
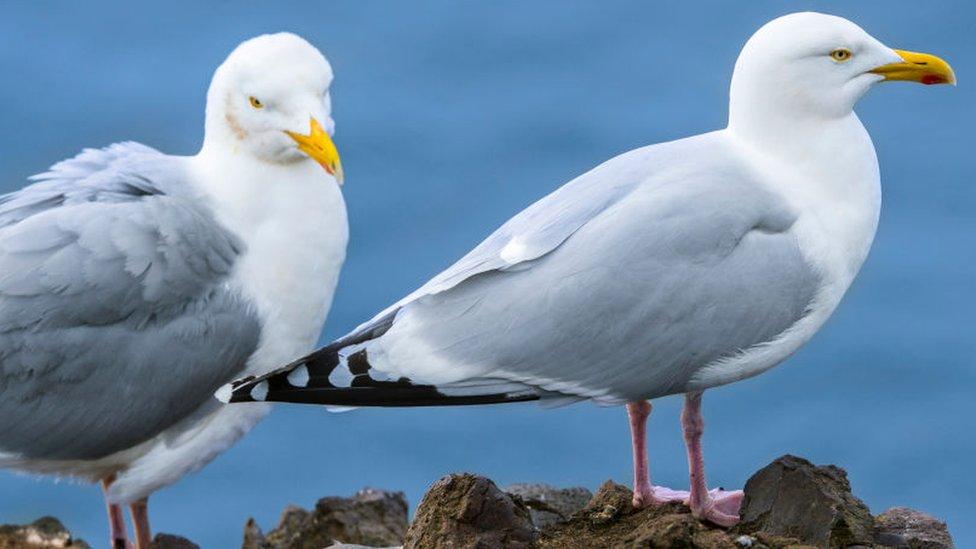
[242,488,407,548]
[874,507,953,549]
[0,517,89,548]
[3,455,956,549]
[503,483,592,529]
[538,480,735,548]
[402,474,537,548]
[394,455,955,549]
[149,533,200,549]
[736,454,876,546]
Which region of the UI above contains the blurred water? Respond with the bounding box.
[0,1,973,547]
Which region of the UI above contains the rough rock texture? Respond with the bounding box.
[326,543,403,549]
[735,454,875,547]
[399,456,954,548]
[504,484,592,529]
[242,488,408,549]
[874,507,954,549]
[403,473,537,549]
[539,480,736,548]
[243,517,268,549]
[6,455,956,549]
[0,517,89,548]
[150,533,200,549]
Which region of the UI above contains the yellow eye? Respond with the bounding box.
[830,48,853,62]
[248,96,263,109]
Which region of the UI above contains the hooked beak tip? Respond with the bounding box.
[285,117,344,184]
[871,49,957,86]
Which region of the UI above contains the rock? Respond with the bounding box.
[736,454,875,548]
[267,505,321,548]
[314,488,408,546]
[326,543,403,549]
[241,518,269,549]
[874,507,954,549]
[0,517,89,548]
[732,534,761,548]
[504,484,592,529]
[150,533,200,549]
[242,489,408,548]
[539,480,736,548]
[12,453,956,549]
[403,473,537,549]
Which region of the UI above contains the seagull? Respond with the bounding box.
[222,13,955,527]
[0,33,347,548]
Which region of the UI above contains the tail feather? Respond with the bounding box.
[217,342,541,407]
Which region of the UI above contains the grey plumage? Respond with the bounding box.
[226,131,821,406]
[0,143,260,460]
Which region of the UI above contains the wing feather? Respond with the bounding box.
[226,133,821,406]
[0,143,260,460]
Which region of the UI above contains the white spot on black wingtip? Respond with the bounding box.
[287,364,310,387]
[329,357,355,387]
[214,384,233,404]
[251,381,269,401]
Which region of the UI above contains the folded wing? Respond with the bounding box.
[0,143,260,461]
[224,134,820,406]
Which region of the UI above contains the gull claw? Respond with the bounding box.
[687,488,744,527]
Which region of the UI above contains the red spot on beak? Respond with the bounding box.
[922,74,946,85]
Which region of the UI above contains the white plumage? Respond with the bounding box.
[0,33,347,548]
[225,13,954,528]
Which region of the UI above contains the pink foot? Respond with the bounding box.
[625,398,742,528]
[688,488,744,527]
[632,484,689,508]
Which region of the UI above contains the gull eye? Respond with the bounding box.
[248,96,264,109]
[830,48,853,62]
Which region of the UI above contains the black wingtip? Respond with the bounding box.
[218,350,542,408]
[217,326,543,409]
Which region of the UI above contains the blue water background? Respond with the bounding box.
[0,1,973,546]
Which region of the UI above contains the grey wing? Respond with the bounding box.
[224,137,821,407]
[366,171,821,403]
[0,143,260,460]
[343,144,654,340]
[218,143,653,400]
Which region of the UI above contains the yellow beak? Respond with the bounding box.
[285,117,344,185]
[870,49,956,86]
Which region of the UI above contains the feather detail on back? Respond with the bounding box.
[0,143,261,461]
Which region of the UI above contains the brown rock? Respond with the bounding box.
[403,473,537,549]
[735,455,875,548]
[314,488,408,546]
[325,543,403,549]
[874,507,954,549]
[539,480,737,548]
[504,484,592,529]
[150,533,199,549]
[241,517,269,549]
[267,505,323,548]
[0,517,89,548]
[241,489,408,548]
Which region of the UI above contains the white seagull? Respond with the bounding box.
[0,33,347,548]
[222,13,954,527]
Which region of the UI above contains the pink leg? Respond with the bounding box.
[627,400,688,507]
[129,498,152,549]
[681,391,744,527]
[100,476,131,549]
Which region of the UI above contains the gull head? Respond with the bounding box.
[203,32,343,184]
[729,12,955,132]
